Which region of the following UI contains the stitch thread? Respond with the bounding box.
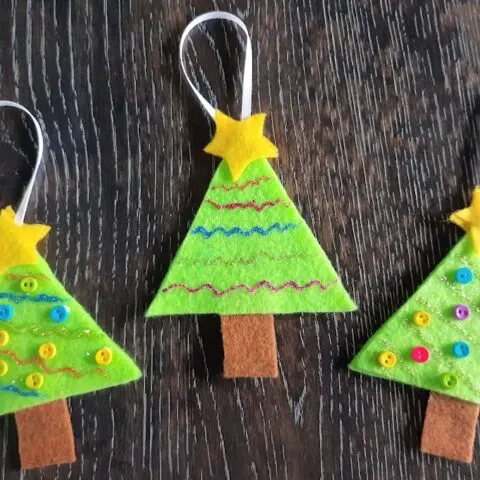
[212,176,271,191]
[206,199,290,212]
[0,292,67,304]
[192,223,298,238]
[456,255,480,278]
[0,349,102,379]
[381,339,420,383]
[416,297,480,348]
[175,251,316,267]
[455,255,480,294]
[7,273,50,281]
[0,384,44,398]
[403,318,480,396]
[437,276,480,313]
[5,324,104,339]
[162,279,338,297]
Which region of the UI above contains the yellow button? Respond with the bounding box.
[38,343,57,359]
[95,347,113,365]
[378,351,397,368]
[20,277,38,293]
[26,372,44,390]
[413,311,430,327]
[0,330,9,346]
[0,360,8,376]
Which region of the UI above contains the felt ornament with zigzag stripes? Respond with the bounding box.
[147,12,356,379]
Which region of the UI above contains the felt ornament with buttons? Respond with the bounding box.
[0,101,141,470]
[350,187,480,463]
[146,12,356,378]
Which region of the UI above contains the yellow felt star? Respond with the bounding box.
[204,110,278,181]
[0,206,50,273]
[450,187,480,254]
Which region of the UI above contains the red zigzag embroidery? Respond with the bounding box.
[207,199,290,212]
[162,279,338,297]
[212,176,271,191]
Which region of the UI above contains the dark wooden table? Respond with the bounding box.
[0,1,479,478]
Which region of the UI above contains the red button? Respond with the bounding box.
[411,346,430,363]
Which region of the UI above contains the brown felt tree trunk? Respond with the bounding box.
[421,392,479,463]
[15,399,76,469]
[221,314,278,378]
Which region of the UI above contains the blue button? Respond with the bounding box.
[455,267,473,284]
[453,341,470,358]
[50,305,70,323]
[0,305,13,321]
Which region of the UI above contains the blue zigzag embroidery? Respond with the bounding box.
[192,223,299,239]
[0,385,45,398]
[0,293,67,304]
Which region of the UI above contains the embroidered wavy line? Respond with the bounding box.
[192,223,298,238]
[0,349,105,379]
[206,199,290,212]
[176,251,316,267]
[0,292,67,304]
[7,273,50,281]
[5,324,104,339]
[212,176,271,191]
[0,384,44,398]
[162,279,338,297]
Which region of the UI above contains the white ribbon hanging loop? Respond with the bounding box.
[179,11,253,120]
[0,100,44,225]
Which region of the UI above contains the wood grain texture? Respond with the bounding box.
[0,0,479,478]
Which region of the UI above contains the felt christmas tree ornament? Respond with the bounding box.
[147,12,356,378]
[350,187,480,463]
[0,101,141,469]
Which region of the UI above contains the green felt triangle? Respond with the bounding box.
[147,159,356,315]
[350,235,480,404]
[0,255,141,416]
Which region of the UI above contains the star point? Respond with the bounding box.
[204,110,278,181]
[450,187,480,254]
[0,206,50,273]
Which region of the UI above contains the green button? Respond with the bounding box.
[441,372,458,389]
[20,277,38,293]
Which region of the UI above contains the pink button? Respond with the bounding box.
[453,304,470,321]
[411,346,430,363]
